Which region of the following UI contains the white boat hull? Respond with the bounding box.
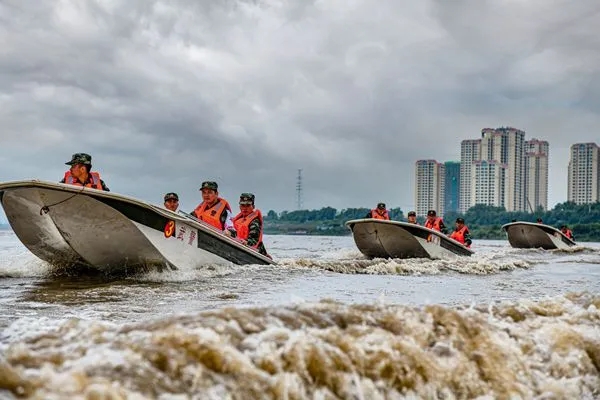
[501,221,576,250]
[0,180,274,273]
[345,219,473,259]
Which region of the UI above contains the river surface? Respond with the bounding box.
[1,230,599,399]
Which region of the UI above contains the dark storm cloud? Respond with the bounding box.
[1,0,599,221]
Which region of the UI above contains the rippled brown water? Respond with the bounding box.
[1,232,599,399]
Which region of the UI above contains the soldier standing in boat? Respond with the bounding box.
[232,193,270,258]
[190,181,235,235]
[60,153,109,191]
[560,225,574,240]
[365,203,390,220]
[449,217,472,248]
[424,210,448,234]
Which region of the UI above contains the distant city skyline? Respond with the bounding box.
[413,127,599,217]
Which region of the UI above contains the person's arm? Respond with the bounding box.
[222,209,236,236]
[464,229,472,246]
[439,220,448,235]
[245,218,262,247]
[189,206,200,218]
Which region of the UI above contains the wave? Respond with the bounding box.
[279,254,532,275]
[0,293,598,399]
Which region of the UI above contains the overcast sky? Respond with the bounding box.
[1,0,599,221]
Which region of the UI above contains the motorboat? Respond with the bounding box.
[0,180,274,273]
[345,218,474,259]
[501,221,576,250]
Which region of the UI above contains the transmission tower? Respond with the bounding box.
[296,169,303,210]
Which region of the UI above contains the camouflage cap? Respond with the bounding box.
[456,217,465,224]
[200,181,218,191]
[65,153,92,166]
[239,192,255,205]
[377,202,386,209]
[407,211,416,217]
[427,210,437,216]
[164,192,179,201]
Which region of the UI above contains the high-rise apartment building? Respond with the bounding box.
[459,139,481,212]
[415,160,445,217]
[481,127,526,212]
[568,142,600,204]
[525,139,549,211]
[459,127,530,212]
[471,160,507,207]
[444,161,460,213]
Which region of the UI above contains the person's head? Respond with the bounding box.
[560,225,567,231]
[407,211,417,223]
[455,217,465,228]
[200,181,219,204]
[427,210,437,220]
[238,193,255,216]
[65,153,92,180]
[376,202,386,214]
[536,217,543,223]
[163,192,179,211]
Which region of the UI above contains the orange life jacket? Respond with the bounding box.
[425,217,442,231]
[562,229,573,239]
[450,225,470,247]
[370,209,390,220]
[193,198,231,230]
[62,171,103,190]
[233,209,263,248]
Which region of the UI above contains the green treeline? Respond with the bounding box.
[264,202,600,242]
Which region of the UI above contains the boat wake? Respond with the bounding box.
[279,254,532,275]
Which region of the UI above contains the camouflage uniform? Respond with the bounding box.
[245,217,268,256]
[462,228,473,247]
[235,193,269,257]
[438,220,448,235]
[60,153,110,191]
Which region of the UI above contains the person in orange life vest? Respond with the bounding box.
[365,203,390,220]
[232,193,270,257]
[59,153,109,191]
[190,181,235,234]
[560,225,574,240]
[163,192,179,212]
[407,210,418,224]
[424,210,448,234]
[449,217,472,248]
